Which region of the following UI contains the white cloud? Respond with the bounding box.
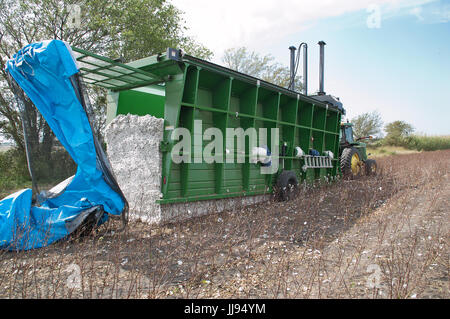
[396,0,450,23]
[429,3,450,23]
[171,0,439,60]
[410,7,424,21]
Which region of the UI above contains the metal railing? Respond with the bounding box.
[302,155,333,171]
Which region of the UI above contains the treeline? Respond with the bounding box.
[352,113,450,152]
[378,134,450,152]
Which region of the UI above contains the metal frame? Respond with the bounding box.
[71,47,165,91]
[69,47,344,204]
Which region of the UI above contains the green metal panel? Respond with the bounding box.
[117,86,165,119]
[212,77,232,193]
[160,72,185,197]
[73,47,344,204]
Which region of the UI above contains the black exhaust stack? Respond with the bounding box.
[288,43,308,95]
[318,41,326,96]
[309,40,345,115]
[288,46,296,91]
[302,43,308,95]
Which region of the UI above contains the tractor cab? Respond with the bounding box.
[339,122,377,178]
[339,122,368,156]
[340,122,356,145]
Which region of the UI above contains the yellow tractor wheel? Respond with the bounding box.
[340,147,362,179]
[351,152,361,176]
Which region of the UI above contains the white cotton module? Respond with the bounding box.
[105,114,164,224]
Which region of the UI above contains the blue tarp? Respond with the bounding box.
[0,40,126,250]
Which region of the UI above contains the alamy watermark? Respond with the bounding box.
[169,120,280,174]
[66,4,81,29]
[366,264,382,289]
[367,4,381,29]
[65,263,81,289]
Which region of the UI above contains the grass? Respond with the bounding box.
[0,176,31,200]
[0,147,76,199]
[366,134,450,157]
[0,172,31,200]
[0,148,30,199]
[0,150,448,299]
[367,146,419,157]
[407,134,450,152]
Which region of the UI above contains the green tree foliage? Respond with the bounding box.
[222,47,303,90]
[384,120,414,146]
[406,135,450,151]
[0,0,212,184]
[92,0,213,61]
[351,111,383,140]
[0,148,31,198]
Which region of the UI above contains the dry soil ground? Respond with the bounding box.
[0,150,448,298]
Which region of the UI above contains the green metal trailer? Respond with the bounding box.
[72,47,345,205]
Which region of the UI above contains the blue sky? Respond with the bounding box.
[173,0,450,135]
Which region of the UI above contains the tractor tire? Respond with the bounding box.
[365,159,377,176]
[276,170,299,201]
[340,147,362,179]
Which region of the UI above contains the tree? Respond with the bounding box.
[0,0,212,179]
[94,0,213,61]
[222,47,302,90]
[351,111,383,139]
[384,120,414,146]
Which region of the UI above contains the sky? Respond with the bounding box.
[171,0,450,136]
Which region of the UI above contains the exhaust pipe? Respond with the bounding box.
[288,43,308,95]
[302,43,307,95]
[288,46,296,91]
[318,40,326,95]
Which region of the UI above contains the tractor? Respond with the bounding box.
[339,122,377,178]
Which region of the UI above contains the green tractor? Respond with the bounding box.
[339,122,377,178]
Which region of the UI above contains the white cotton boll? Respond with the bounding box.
[295,147,304,157]
[251,146,270,164]
[324,150,334,159]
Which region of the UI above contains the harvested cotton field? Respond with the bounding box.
[0,150,448,299]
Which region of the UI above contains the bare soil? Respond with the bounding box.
[0,150,448,299]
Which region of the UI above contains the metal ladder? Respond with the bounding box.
[301,155,333,172]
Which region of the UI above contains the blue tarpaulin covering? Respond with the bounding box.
[0,40,126,250]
